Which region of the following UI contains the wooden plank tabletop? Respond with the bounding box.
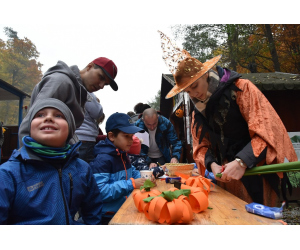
[109,179,285,225]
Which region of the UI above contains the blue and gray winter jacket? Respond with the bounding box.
[0,142,103,225]
[135,115,182,164]
[89,138,141,218]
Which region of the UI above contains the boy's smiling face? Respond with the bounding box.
[108,131,134,152]
[30,108,69,147]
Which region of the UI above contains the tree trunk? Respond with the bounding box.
[283,25,300,74]
[248,61,258,73]
[264,24,281,72]
[226,25,238,71]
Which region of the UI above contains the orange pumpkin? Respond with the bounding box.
[177,185,209,213]
[142,191,193,224]
[133,188,161,212]
[175,108,184,118]
[139,187,208,224]
[175,172,215,194]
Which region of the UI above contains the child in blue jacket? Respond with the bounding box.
[0,98,103,225]
[89,112,147,225]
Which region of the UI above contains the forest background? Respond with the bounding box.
[1,24,300,125]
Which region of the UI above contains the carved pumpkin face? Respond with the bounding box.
[175,108,184,118]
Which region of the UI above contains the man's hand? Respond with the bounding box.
[134,178,147,189]
[170,157,179,163]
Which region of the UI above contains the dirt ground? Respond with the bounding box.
[282,204,300,225]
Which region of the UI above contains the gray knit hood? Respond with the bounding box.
[24,98,76,143]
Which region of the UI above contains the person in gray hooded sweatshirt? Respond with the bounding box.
[18,57,118,147]
[0,98,103,224]
[75,93,104,163]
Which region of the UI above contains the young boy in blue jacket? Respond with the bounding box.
[89,112,147,225]
[0,98,103,225]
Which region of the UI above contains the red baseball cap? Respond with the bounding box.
[92,57,118,91]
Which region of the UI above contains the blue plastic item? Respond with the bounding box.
[245,202,285,219]
[205,169,216,183]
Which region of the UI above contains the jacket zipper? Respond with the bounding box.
[58,168,70,225]
[68,173,73,208]
[120,154,128,180]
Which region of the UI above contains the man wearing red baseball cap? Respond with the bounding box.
[80,57,118,92]
[18,57,118,147]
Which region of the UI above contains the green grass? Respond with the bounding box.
[287,171,300,188]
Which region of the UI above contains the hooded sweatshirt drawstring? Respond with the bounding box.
[116,148,128,180]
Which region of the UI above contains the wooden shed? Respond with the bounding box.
[0,78,30,163]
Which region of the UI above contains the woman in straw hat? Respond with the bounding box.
[158,31,297,206]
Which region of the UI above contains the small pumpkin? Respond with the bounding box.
[142,189,193,224]
[140,187,208,224]
[133,180,161,212]
[175,108,184,118]
[179,185,209,213]
[175,172,215,194]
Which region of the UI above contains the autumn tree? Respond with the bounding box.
[238,25,300,74]
[273,24,300,74]
[0,27,42,125]
[236,24,281,73]
[171,24,300,74]
[171,24,258,72]
[263,24,281,71]
[147,89,161,111]
[172,24,224,64]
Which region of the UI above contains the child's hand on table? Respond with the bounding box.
[134,178,147,189]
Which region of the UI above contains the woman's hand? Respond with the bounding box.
[220,160,247,181]
[211,162,230,182]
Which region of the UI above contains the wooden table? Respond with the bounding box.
[109,179,285,225]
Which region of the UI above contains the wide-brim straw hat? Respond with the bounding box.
[165,55,222,99]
